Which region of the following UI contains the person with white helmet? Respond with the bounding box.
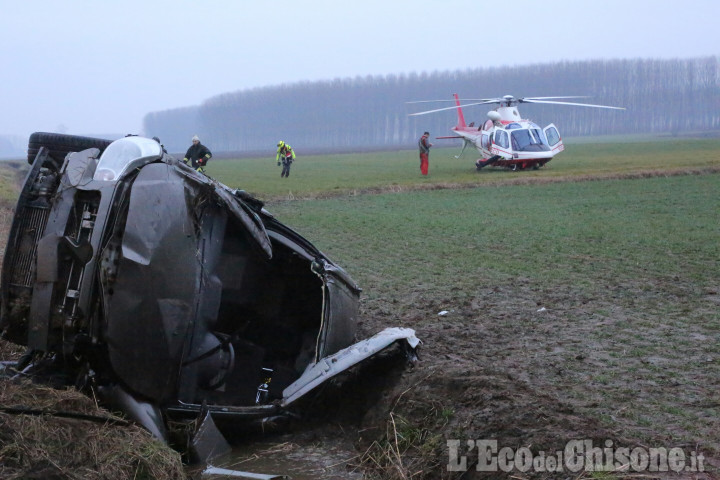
[183,135,213,174]
[276,140,296,178]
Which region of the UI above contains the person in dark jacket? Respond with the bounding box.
[183,135,212,173]
[418,131,432,176]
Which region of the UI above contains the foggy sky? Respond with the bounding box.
[2,0,719,139]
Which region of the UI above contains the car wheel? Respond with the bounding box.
[27,132,114,167]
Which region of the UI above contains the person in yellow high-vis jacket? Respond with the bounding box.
[276,140,296,178]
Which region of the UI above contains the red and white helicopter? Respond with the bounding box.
[409,94,625,171]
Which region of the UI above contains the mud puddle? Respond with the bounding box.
[205,437,363,479]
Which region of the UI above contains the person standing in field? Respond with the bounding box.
[418,131,433,176]
[183,135,212,174]
[276,140,296,178]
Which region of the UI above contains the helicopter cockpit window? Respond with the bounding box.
[495,130,509,149]
[510,129,551,152]
[506,123,522,130]
[530,129,547,145]
[94,137,163,182]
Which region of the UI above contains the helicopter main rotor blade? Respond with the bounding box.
[522,99,626,110]
[520,96,590,101]
[408,100,499,116]
[406,98,499,104]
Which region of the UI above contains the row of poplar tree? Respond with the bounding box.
[143,56,720,154]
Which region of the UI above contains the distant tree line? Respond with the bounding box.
[143,56,720,154]
[0,135,28,159]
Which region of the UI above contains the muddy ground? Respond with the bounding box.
[1,189,718,480]
[352,283,719,479]
[208,272,718,480]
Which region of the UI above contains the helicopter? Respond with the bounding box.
[408,94,625,171]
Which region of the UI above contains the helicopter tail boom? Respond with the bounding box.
[452,93,467,129]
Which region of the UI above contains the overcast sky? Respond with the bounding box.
[1,0,718,139]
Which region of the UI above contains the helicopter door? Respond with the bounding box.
[480,133,491,156]
[543,124,564,154]
[491,129,511,159]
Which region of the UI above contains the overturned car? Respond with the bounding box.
[1,132,419,449]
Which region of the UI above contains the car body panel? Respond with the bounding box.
[281,326,420,406]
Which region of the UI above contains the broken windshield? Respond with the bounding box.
[94,136,163,181]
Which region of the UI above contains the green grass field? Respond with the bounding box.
[207,136,720,323]
[211,137,719,468]
[206,137,720,200]
[265,174,720,299]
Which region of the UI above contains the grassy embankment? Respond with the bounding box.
[0,161,25,206]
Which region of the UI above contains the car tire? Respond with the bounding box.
[27,132,114,167]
